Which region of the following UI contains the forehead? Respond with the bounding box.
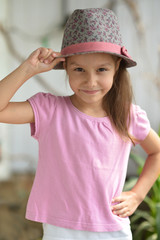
[67,53,116,66]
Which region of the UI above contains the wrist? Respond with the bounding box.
[130,189,145,204]
[18,60,37,80]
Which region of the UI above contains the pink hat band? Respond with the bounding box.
[54,8,137,69]
[61,42,132,59]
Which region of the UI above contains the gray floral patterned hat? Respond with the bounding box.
[54,8,137,69]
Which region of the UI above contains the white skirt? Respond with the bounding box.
[42,223,132,240]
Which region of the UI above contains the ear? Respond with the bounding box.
[115,58,122,71]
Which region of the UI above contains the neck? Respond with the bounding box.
[70,95,107,118]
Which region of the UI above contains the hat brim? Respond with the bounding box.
[53,42,137,69]
[54,51,137,69]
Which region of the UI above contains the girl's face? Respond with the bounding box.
[66,53,120,108]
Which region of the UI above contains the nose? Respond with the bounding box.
[85,73,97,88]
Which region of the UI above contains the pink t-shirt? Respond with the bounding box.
[26,92,150,232]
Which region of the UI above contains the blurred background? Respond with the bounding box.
[0,0,160,239]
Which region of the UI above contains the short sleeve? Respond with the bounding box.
[130,104,151,144]
[27,92,57,139]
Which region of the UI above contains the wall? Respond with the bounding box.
[0,0,12,179]
[0,0,160,178]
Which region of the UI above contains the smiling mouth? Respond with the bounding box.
[81,90,100,95]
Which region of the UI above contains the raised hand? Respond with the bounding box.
[0,47,65,123]
[25,47,65,76]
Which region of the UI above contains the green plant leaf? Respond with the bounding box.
[134,221,154,239]
[146,233,158,240]
[131,209,155,225]
[158,126,160,137]
[156,203,160,240]
[152,178,160,202]
[144,196,156,216]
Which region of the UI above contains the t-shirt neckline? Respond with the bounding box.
[66,96,110,122]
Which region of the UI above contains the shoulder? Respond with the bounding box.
[29,92,56,104]
[130,104,150,123]
[130,104,151,142]
[28,92,71,119]
[28,92,68,108]
[28,93,69,138]
[131,104,147,116]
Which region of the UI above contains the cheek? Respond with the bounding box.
[69,78,78,92]
[102,76,114,89]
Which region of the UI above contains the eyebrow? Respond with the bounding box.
[69,62,80,66]
[98,63,112,67]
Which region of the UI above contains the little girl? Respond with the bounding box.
[0,8,160,240]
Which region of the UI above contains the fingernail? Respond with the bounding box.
[53,53,57,57]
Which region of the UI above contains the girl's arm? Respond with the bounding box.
[0,48,65,124]
[111,128,160,218]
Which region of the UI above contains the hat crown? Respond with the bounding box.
[62,8,123,49]
[54,8,137,69]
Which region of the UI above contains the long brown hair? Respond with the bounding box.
[103,61,134,143]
